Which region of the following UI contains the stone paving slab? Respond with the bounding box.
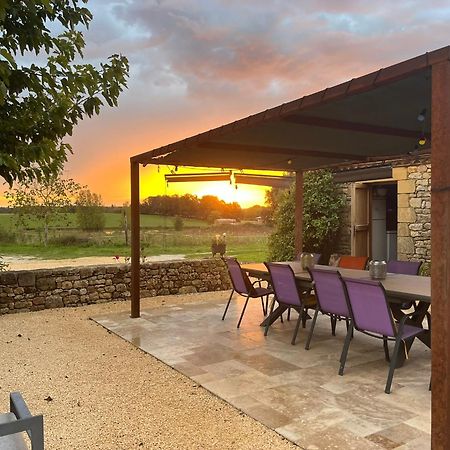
[94,294,431,449]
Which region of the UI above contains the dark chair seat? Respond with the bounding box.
[399,324,426,340]
[254,286,273,297]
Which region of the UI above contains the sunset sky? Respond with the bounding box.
[19,1,450,207]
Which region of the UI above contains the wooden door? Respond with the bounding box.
[351,183,370,257]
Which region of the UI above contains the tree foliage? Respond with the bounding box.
[0,0,129,185]
[173,215,184,231]
[268,170,345,261]
[5,174,81,245]
[75,188,105,231]
[141,194,246,220]
[267,187,296,261]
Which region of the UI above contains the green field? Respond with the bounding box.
[0,213,271,263]
[0,212,208,230]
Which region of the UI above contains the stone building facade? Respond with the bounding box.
[0,258,231,315]
[334,155,431,265]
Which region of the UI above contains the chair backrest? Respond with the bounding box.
[265,262,302,307]
[387,260,422,275]
[309,268,349,317]
[224,258,253,295]
[338,255,368,270]
[342,277,396,337]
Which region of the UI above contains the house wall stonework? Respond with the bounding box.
[393,163,431,262]
[0,259,231,315]
[334,159,431,263]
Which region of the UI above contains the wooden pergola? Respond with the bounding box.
[130,46,450,448]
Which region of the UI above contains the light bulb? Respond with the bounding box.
[417,108,426,122]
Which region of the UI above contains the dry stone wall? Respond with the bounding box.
[0,259,231,315]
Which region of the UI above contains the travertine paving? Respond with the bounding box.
[94,294,431,449]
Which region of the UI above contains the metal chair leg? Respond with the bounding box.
[385,336,403,394]
[339,323,353,376]
[260,297,266,316]
[305,306,319,350]
[287,308,291,321]
[237,296,250,329]
[383,336,390,362]
[222,289,234,320]
[330,315,337,336]
[291,306,304,345]
[264,298,276,336]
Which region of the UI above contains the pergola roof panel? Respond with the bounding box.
[133,47,445,172]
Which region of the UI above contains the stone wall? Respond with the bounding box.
[0,258,231,315]
[334,160,431,263]
[393,163,431,262]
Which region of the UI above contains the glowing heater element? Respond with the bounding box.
[165,171,232,183]
[234,173,294,188]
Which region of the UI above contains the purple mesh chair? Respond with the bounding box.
[387,260,422,275]
[264,262,314,345]
[340,277,429,394]
[305,268,350,350]
[222,258,273,328]
[387,260,422,310]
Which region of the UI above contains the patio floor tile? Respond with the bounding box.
[93,293,431,449]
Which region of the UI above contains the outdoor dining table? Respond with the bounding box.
[241,262,431,366]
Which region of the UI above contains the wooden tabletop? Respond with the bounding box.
[242,262,431,303]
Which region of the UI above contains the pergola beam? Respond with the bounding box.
[283,115,431,139]
[130,160,140,318]
[198,141,366,161]
[295,171,303,256]
[431,58,450,448]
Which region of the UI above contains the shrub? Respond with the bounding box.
[76,190,105,231]
[0,227,16,244]
[49,234,91,246]
[268,169,345,261]
[174,216,184,231]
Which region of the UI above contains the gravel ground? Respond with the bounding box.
[0,293,297,450]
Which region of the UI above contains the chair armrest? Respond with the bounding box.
[0,392,44,450]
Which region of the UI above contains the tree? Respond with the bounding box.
[0,1,129,185]
[5,175,81,245]
[173,215,184,231]
[268,170,345,262]
[119,202,130,245]
[75,189,105,231]
[267,188,296,261]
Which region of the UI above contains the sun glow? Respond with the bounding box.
[190,182,267,208]
[140,166,270,208]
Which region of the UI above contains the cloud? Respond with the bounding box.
[58,0,450,204]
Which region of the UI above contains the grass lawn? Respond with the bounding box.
[0,212,208,230]
[0,221,271,263]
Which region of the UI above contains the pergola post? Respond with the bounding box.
[431,59,450,447]
[295,171,304,256]
[130,159,141,318]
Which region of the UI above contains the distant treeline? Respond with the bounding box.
[141,194,267,222]
[0,195,269,222]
